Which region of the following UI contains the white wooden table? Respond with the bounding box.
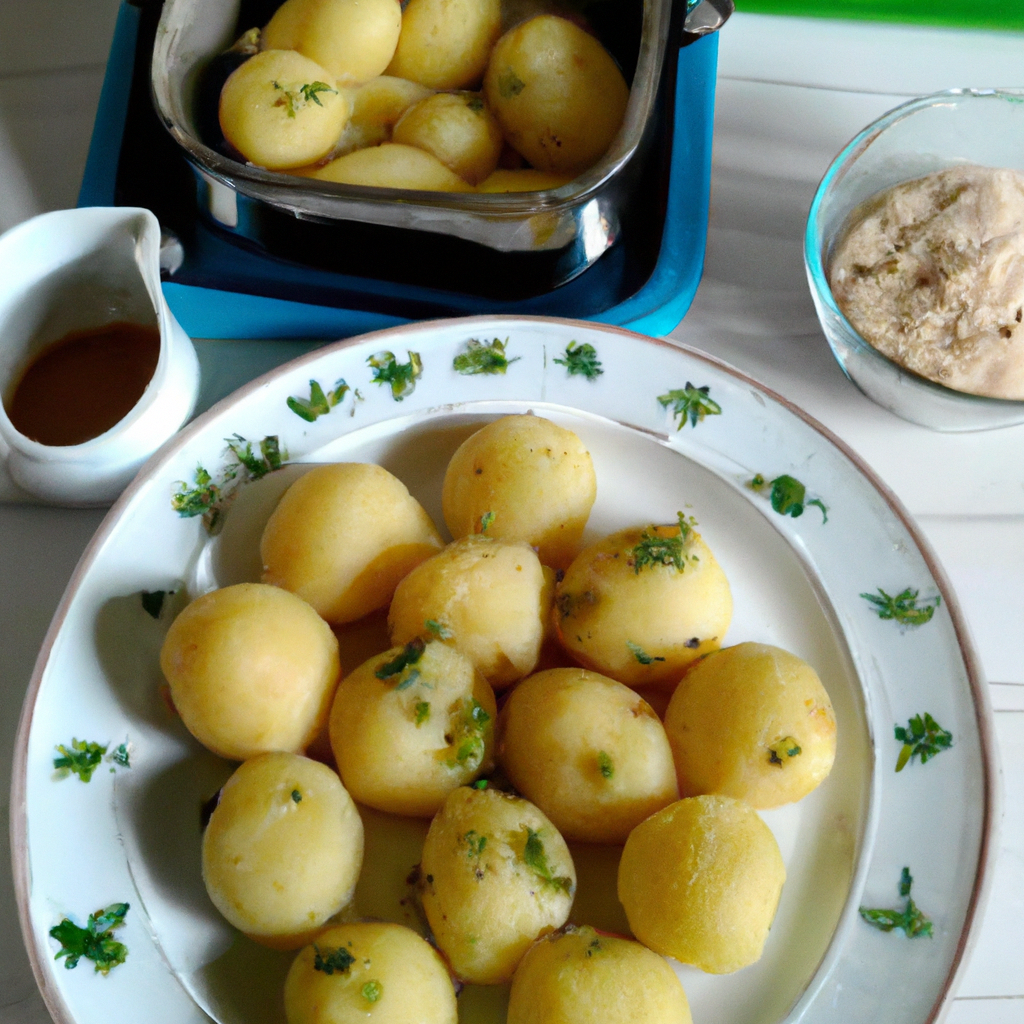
[0,6,1022,1022]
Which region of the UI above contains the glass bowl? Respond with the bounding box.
[805,89,1024,432]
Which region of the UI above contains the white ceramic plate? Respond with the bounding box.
[12,317,996,1024]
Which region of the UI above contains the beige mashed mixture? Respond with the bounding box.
[829,164,1024,399]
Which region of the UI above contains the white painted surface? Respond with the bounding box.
[0,5,1022,1022]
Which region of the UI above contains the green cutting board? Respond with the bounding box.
[734,0,1024,31]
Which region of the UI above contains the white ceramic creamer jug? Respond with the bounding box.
[0,207,200,505]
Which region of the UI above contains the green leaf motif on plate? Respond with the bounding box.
[53,739,130,781]
[895,713,953,771]
[748,473,828,523]
[287,378,351,421]
[859,868,932,938]
[368,351,422,401]
[50,903,130,973]
[554,342,603,381]
[658,383,721,429]
[861,587,941,626]
[453,338,520,375]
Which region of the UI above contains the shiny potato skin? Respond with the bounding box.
[260,463,443,625]
[483,16,629,174]
[263,0,402,85]
[392,92,503,185]
[554,521,732,690]
[304,143,474,191]
[441,415,597,569]
[285,922,458,1024]
[498,668,678,843]
[336,75,432,154]
[160,582,340,760]
[329,640,497,816]
[618,795,785,974]
[664,642,837,808]
[508,925,692,1024]
[420,786,576,983]
[202,753,364,948]
[389,535,552,689]
[219,50,349,170]
[385,0,501,89]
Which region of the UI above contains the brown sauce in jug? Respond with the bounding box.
[5,322,161,447]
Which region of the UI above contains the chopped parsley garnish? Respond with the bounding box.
[463,830,488,858]
[172,435,286,534]
[597,751,614,779]
[140,590,171,619]
[658,382,721,429]
[749,473,828,522]
[425,619,453,640]
[626,640,665,665]
[362,981,383,1003]
[53,739,130,781]
[376,639,426,684]
[291,789,302,803]
[497,68,526,99]
[368,350,423,401]
[860,868,932,938]
[415,701,431,726]
[272,79,337,117]
[861,587,941,626]
[301,81,336,106]
[768,737,802,767]
[466,95,485,112]
[287,378,350,421]
[446,699,491,771]
[479,511,496,533]
[522,828,573,894]
[629,512,697,574]
[554,341,603,381]
[453,338,519,375]
[313,945,356,975]
[50,903,129,973]
[472,779,489,790]
[586,936,602,957]
[895,713,952,771]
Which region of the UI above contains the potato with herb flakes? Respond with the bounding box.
[336,75,433,154]
[385,0,501,90]
[260,463,443,625]
[498,668,678,843]
[284,921,457,1024]
[329,639,497,816]
[392,92,503,185]
[441,414,597,569]
[664,642,837,808]
[263,0,403,85]
[554,515,732,689]
[160,582,340,761]
[483,15,629,175]
[508,925,693,1024]
[219,50,349,170]
[618,794,785,974]
[420,785,576,983]
[304,143,474,191]
[388,534,553,689]
[202,752,364,949]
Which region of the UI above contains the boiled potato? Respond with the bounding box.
[508,925,692,1024]
[304,143,474,191]
[478,168,574,192]
[219,50,349,170]
[393,92,502,185]
[329,640,497,816]
[441,414,596,569]
[202,752,363,948]
[336,75,432,154]
[388,535,553,689]
[554,517,732,689]
[260,463,443,625]
[284,922,457,1024]
[664,642,837,808]
[618,794,785,974]
[160,582,340,760]
[385,0,501,89]
[498,668,678,843]
[420,785,575,983]
[483,15,629,174]
[263,0,402,85]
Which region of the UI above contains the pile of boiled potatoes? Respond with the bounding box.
[216,0,630,191]
[159,414,838,1024]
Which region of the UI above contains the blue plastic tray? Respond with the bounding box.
[80,2,718,339]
